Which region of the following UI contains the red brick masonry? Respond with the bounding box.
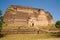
[1,29,46,34]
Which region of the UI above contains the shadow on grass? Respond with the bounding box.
[51,32,60,38]
[55,35,60,37]
[0,34,5,38]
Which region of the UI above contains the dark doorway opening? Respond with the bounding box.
[32,23,34,27]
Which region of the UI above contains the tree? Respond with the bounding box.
[0,10,3,32]
[54,20,60,37]
[55,20,60,28]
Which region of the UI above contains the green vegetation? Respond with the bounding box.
[0,10,3,32]
[0,34,59,40]
[55,20,60,28]
[51,20,60,37]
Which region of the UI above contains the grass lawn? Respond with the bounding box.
[0,34,60,40]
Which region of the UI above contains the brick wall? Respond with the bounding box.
[1,29,46,34]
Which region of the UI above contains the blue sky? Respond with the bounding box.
[0,0,60,23]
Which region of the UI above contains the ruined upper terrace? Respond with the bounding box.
[7,5,45,13]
